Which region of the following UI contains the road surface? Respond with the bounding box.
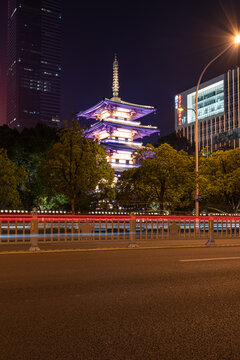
[1,247,240,359]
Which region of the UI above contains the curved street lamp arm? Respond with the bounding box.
[196,44,232,90]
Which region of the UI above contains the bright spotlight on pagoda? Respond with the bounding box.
[77,56,159,174]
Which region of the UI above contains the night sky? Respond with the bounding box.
[1,0,240,137]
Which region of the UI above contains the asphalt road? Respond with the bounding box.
[2,247,240,359]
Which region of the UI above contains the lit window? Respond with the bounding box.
[187,80,224,123]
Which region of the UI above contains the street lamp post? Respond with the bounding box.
[195,44,232,217]
[179,35,240,217]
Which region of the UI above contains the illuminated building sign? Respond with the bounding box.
[175,95,179,109]
[175,94,182,126]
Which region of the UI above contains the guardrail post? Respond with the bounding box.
[128,213,139,248]
[29,211,40,251]
[205,215,215,245]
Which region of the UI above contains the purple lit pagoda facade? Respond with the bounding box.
[77,56,159,174]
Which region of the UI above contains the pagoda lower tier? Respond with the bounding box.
[101,138,142,173]
[77,98,159,174]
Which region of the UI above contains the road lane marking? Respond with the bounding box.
[180,256,240,262]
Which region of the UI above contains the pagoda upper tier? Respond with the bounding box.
[77,98,158,140]
[77,98,156,121]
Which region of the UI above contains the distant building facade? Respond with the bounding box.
[175,67,240,152]
[7,0,62,129]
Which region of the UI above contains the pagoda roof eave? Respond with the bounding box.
[77,99,107,119]
[77,98,156,120]
[85,120,159,139]
[105,98,154,110]
[87,120,158,132]
[102,142,143,152]
[85,122,159,139]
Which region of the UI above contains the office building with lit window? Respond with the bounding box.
[175,67,240,152]
[7,0,62,129]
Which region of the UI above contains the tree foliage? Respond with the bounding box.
[0,149,27,209]
[39,120,115,213]
[12,124,58,210]
[0,123,58,163]
[116,168,152,209]
[0,125,20,159]
[199,148,240,212]
[0,123,58,210]
[117,143,195,211]
[156,132,194,155]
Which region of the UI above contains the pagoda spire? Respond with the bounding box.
[111,54,120,101]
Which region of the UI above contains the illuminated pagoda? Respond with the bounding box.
[77,56,159,174]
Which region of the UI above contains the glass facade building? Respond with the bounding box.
[175,69,240,151]
[7,0,62,129]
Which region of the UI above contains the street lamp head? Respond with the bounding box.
[178,106,196,114]
[234,34,240,44]
[178,107,185,112]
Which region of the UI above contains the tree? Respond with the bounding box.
[0,123,58,210]
[39,120,115,213]
[33,194,69,212]
[11,123,59,210]
[0,123,58,164]
[116,168,153,210]
[0,149,27,209]
[117,143,195,212]
[156,132,194,155]
[0,125,20,159]
[199,148,240,212]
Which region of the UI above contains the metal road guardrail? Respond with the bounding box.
[0,212,239,251]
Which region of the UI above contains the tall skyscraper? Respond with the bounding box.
[7,0,62,129]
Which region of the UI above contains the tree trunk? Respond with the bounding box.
[71,197,75,214]
[160,185,165,213]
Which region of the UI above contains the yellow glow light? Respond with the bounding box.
[113,111,131,119]
[98,131,109,140]
[234,34,240,44]
[100,110,110,120]
[178,107,185,112]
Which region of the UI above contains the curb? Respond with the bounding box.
[1,243,240,255]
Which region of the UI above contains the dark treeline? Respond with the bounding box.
[0,123,240,214]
